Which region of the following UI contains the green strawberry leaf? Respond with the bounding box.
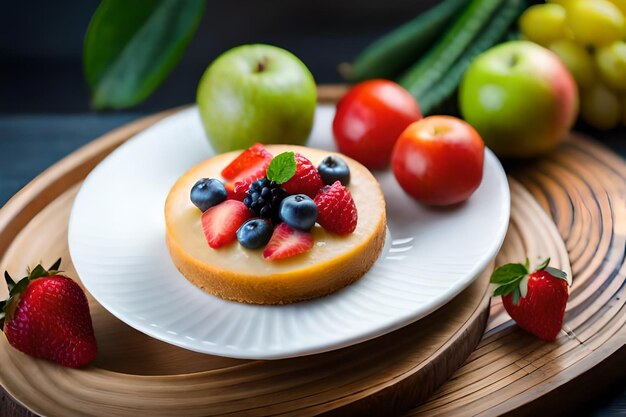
[489,263,528,284]
[9,278,29,298]
[536,258,550,271]
[28,264,48,280]
[49,258,62,271]
[545,266,568,281]
[512,287,521,305]
[266,152,297,184]
[524,257,530,271]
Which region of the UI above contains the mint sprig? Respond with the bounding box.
[490,257,568,305]
[266,152,296,184]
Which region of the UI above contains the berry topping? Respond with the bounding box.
[221,143,272,180]
[201,200,252,249]
[281,153,324,198]
[314,181,358,235]
[318,155,351,186]
[237,218,273,249]
[243,178,287,223]
[221,144,272,201]
[279,194,318,231]
[2,259,97,368]
[263,223,314,260]
[190,178,227,212]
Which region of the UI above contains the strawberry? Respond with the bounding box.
[1,259,97,368]
[281,153,324,198]
[202,200,252,249]
[221,144,272,201]
[263,223,314,260]
[491,258,569,341]
[313,181,358,235]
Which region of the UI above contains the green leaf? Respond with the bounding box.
[266,152,297,184]
[9,278,29,298]
[28,264,48,280]
[512,287,521,305]
[524,257,530,271]
[545,266,568,281]
[49,258,62,272]
[536,258,550,271]
[492,281,520,297]
[489,263,528,284]
[84,0,205,109]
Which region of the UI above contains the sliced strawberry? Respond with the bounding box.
[314,181,358,235]
[201,200,252,249]
[222,143,272,182]
[282,153,324,198]
[263,223,314,260]
[225,178,259,201]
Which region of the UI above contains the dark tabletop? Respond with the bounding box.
[1,0,626,415]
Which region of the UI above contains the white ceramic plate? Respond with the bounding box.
[68,105,509,360]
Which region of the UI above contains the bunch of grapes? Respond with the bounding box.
[519,0,626,130]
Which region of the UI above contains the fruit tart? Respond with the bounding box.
[164,144,386,304]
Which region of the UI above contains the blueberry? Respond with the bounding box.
[279,194,318,231]
[190,178,227,212]
[237,218,273,249]
[318,155,350,186]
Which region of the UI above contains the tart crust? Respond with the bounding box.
[165,145,386,304]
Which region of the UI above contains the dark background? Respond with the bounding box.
[0,1,625,415]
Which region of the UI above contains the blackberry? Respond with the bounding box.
[243,178,288,223]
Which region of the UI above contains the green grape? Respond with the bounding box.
[566,0,625,46]
[519,4,568,46]
[581,82,622,129]
[595,41,626,91]
[608,0,626,16]
[549,39,595,90]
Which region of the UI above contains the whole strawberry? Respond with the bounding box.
[1,259,97,368]
[491,258,568,341]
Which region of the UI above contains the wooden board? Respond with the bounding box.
[0,102,508,417]
[2,87,623,415]
[406,135,626,416]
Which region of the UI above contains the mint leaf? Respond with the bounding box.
[266,152,297,184]
[489,263,528,284]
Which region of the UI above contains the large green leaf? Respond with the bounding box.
[84,0,205,110]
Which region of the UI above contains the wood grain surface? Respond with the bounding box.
[2,87,625,415]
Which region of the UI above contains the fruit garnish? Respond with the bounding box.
[490,258,569,341]
[221,143,273,180]
[1,259,97,368]
[237,218,273,249]
[190,178,227,212]
[266,151,297,184]
[281,153,324,198]
[279,194,318,231]
[201,200,252,249]
[314,181,358,235]
[318,155,350,186]
[263,223,314,260]
[221,144,272,201]
[243,178,287,223]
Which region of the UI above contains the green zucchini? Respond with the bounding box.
[345,0,470,82]
[398,0,504,99]
[419,0,527,115]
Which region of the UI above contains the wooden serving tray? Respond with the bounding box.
[1,89,624,415]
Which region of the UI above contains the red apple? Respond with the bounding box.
[392,116,484,206]
[333,80,422,169]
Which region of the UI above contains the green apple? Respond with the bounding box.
[197,44,317,153]
[459,41,579,158]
